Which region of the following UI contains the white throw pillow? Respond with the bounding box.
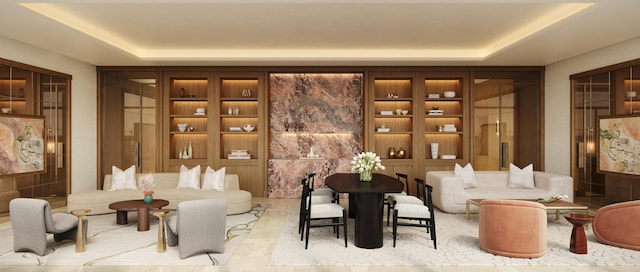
[110,165,137,191]
[202,166,226,191]
[508,163,535,189]
[177,165,201,189]
[454,163,477,188]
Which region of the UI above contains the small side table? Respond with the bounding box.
[152,209,172,253]
[564,213,594,254]
[70,208,91,252]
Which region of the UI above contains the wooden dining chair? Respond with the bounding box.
[300,177,347,249]
[308,172,338,203]
[392,178,437,249]
[298,176,334,235]
[385,173,414,226]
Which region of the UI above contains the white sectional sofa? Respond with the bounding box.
[67,173,252,215]
[425,171,574,214]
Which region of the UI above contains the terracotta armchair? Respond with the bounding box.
[478,199,547,258]
[592,200,640,251]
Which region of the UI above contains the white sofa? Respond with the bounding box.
[67,173,252,215]
[425,171,574,214]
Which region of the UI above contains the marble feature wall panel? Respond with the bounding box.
[268,73,363,198]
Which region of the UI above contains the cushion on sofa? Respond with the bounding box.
[202,166,225,191]
[454,163,477,188]
[508,163,535,189]
[177,165,201,189]
[109,165,137,191]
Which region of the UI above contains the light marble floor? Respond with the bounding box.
[1,197,637,272]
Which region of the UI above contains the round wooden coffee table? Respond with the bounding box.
[108,199,169,231]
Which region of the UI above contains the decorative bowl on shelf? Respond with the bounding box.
[177,123,188,132]
[401,110,409,115]
[243,124,255,132]
[444,91,456,98]
[195,107,206,113]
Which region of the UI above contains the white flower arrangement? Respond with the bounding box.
[536,194,568,203]
[351,151,385,173]
[138,174,155,194]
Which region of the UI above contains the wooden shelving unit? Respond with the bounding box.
[164,74,211,170]
[424,77,466,163]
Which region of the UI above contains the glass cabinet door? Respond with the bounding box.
[472,72,542,171]
[39,74,69,197]
[100,72,158,184]
[572,72,609,197]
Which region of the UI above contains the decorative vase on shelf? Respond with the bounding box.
[359,170,373,182]
[431,143,439,159]
[187,142,193,159]
[228,107,233,115]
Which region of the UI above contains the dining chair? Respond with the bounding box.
[387,177,426,225]
[308,173,339,203]
[384,173,409,225]
[298,176,334,234]
[300,177,347,249]
[392,178,437,249]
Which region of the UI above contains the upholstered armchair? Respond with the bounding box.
[592,200,640,251]
[166,199,227,258]
[9,198,89,256]
[478,199,547,258]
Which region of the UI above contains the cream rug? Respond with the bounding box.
[0,204,266,266]
[271,204,640,266]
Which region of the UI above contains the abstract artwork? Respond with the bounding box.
[0,115,45,176]
[598,114,640,175]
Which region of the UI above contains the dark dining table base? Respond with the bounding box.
[325,173,404,249]
[353,193,385,249]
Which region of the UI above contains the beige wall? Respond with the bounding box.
[544,36,640,176]
[0,36,97,193]
[3,33,640,193]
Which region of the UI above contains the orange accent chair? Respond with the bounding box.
[478,199,547,258]
[592,200,640,251]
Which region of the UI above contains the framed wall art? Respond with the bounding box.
[598,114,640,176]
[0,114,46,176]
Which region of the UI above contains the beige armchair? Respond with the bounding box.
[478,199,547,258]
[9,198,88,256]
[166,199,227,258]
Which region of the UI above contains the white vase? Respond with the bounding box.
[431,143,439,159]
[188,142,193,159]
[178,148,183,159]
[228,107,233,115]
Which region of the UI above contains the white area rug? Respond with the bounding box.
[271,204,640,266]
[0,204,265,266]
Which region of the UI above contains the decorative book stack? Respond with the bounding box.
[228,150,251,159]
[428,109,444,115]
[442,124,457,132]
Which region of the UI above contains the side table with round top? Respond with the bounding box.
[70,208,91,252]
[108,199,169,231]
[564,213,595,254]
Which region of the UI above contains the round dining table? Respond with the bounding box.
[324,173,403,249]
